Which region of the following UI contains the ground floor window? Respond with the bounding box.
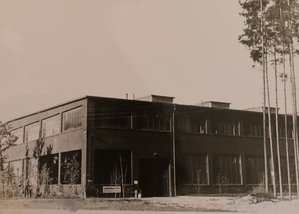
[213,154,241,185]
[282,157,296,184]
[9,159,23,178]
[39,154,59,184]
[179,154,208,185]
[245,156,264,185]
[61,150,82,184]
[93,150,131,185]
[276,157,296,185]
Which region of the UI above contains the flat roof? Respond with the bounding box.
[6,95,293,123]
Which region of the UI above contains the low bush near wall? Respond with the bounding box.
[250,183,273,201]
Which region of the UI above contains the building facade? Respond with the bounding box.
[2,95,297,197]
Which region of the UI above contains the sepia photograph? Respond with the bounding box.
[1,0,299,213]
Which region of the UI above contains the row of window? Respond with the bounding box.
[179,154,297,185]
[185,119,293,138]
[5,150,82,185]
[10,107,83,145]
[95,113,172,132]
[96,113,293,139]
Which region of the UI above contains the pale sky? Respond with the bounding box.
[0,0,298,122]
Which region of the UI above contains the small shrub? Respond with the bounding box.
[251,183,273,201]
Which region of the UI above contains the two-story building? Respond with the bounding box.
[2,95,296,197]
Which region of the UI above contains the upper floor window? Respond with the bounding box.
[137,113,171,131]
[215,122,240,136]
[25,122,40,143]
[186,119,207,134]
[11,128,23,145]
[42,115,60,138]
[96,114,132,129]
[62,107,83,132]
[248,125,263,137]
[279,126,293,139]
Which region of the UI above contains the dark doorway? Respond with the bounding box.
[139,158,170,197]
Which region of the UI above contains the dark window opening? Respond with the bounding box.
[61,150,82,184]
[93,150,131,185]
[213,154,241,185]
[39,154,59,184]
[279,126,293,139]
[96,114,132,129]
[214,122,240,136]
[185,118,207,134]
[246,125,263,137]
[245,156,264,184]
[179,154,208,185]
[137,113,171,131]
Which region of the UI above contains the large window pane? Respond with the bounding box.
[42,115,60,138]
[11,128,23,145]
[9,159,23,178]
[39,154,59,184]
[137,113,171,131]
[180,154,208,185]
[61,150,81,184]
[25,122,40,143]
[247,125,263,137]
[96,114,132,129]
[185,118,207,134]
[213,154,241,184]
[245,156,264,184]
[62,107,83,132]
[215,122,240,136]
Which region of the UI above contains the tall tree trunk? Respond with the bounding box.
[289,42,299,197]
[280,5,292,199]
[282,44,292,199]
[260,0,269,194]
[266,54,277,197]
[287,0,299,197]
[274,48,283,198]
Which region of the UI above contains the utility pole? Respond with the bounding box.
[260,0,269,194]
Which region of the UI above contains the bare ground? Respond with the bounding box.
[0,195,298,213]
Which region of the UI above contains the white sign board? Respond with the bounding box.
[102,186,121,193]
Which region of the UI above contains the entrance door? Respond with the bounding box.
[139,159,170,197]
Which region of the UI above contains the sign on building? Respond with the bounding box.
[102,186,121,193]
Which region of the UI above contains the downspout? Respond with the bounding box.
[172,104,177,197]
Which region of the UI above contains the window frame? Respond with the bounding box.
[62,106,84,133]
[24,121,40,143]
[136,112,172,132]
[41,114,61,138]
[180,154,209,186]
[213,154,242,185]
[10,127,24,145]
